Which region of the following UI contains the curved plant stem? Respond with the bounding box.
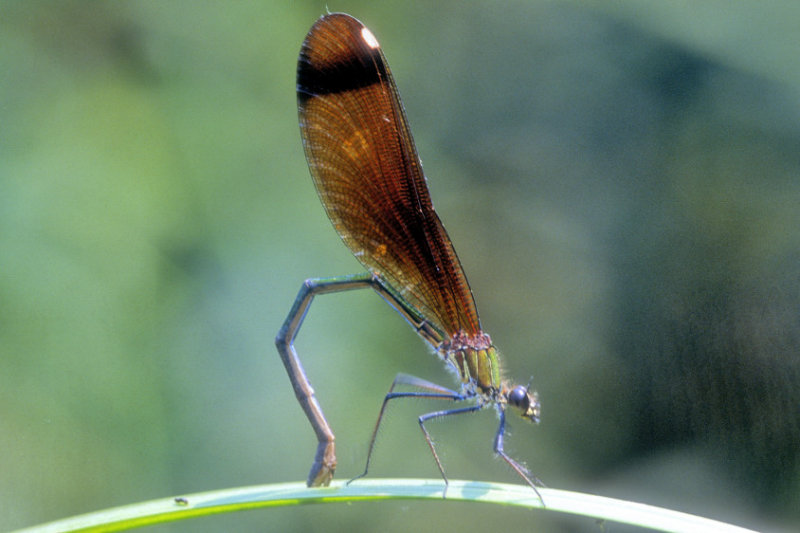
[11,479,757,533]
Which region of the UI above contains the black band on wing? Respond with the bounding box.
[297,41,386,103]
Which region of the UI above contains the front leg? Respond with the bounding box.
[493,408,545,505]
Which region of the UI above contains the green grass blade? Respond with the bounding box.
[11,479,758,533]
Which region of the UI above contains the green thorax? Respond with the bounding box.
[441,331,502,393]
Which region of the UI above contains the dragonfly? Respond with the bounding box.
[276,12,542,500]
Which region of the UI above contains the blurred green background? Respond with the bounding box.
[2,1,799,531]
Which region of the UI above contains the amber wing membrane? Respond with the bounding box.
[296,13,481,339]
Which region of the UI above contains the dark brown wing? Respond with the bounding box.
[296,13,480,338]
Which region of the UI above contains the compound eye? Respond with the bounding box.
[507,386,530,411]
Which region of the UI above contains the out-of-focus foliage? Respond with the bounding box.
[1,2,797,532]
